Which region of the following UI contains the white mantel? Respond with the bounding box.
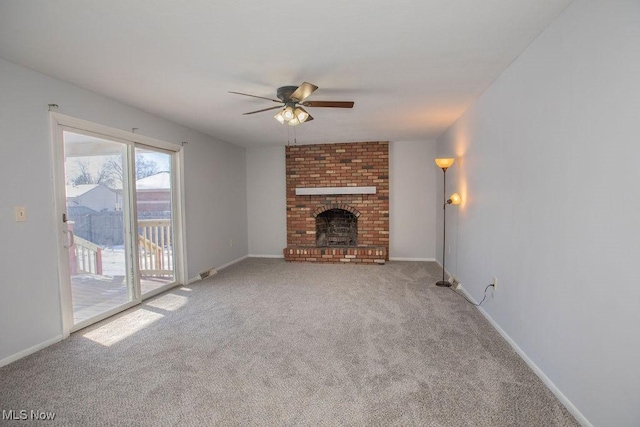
[295,186,376,196]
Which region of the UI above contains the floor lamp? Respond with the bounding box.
[434,158,461,287]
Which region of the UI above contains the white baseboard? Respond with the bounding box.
[457,284,592,427]
[216,255,248,271]
[0,335,63,368]
[248,254,284,259]
[389,257,436,262]
[431,259,453,278]
[187,255,249,284]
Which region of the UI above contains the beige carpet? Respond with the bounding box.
[0,259,577,426]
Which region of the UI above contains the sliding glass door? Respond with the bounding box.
[53,115,184,334]
[134,146,176,295]
[62,131,135,327]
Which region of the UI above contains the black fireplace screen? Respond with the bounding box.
[316,209,357,247]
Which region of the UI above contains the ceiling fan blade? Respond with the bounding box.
[243,105,283,115]
[288,82,318,102]
[302,101,354,108]
[229,91,281,103]
[304,114,314,122]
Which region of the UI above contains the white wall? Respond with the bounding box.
[0,56,247,363]
[436,1,640,426]
[389,140,438,260]
[246,146,286,256]
[245,141,438,260]
[184,136,247,276]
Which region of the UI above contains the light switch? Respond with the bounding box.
[15,206,27,222]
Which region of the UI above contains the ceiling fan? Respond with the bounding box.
[229,82,354,126]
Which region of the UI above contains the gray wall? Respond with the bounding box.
[389,140,438,260]
[436,1,640,425]
[183,134,247,276]
[0,56,247,363]
[246,146,286,256]
[246,141,438,260]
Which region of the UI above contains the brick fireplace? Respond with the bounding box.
[283,141,389,264]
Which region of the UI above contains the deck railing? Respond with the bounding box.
[71,235,103,275]
[138,219,173,277]
[69,219,173,278]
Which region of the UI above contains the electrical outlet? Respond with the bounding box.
[229,239,233,247]
[492,276,498,290]
[452,278,461,290]
[448,245,451,254]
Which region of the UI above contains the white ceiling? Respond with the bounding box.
[0,0,571,147]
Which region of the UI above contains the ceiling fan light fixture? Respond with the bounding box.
[274,111,285,124]
[295,107,309,123]
[232,82,354,126]
[282,106,295,121]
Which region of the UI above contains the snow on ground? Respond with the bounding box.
[100,246,173,277]
[101,246,127,276]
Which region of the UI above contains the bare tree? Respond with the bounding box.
[70,160,93,185]
[135,155,160,180]
[69,160,112,186]
[103,156,123,186]
[103,154,159,187]
[68,155,159,188]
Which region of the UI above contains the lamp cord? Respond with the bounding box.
[449,284,494,306]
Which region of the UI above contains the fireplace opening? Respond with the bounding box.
[316,209,357,247]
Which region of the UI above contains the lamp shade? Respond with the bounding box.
[288,117,300,126]
[282,106,295,121]
[435,158,455,169]
[274,111,285,124]
[295,107,309,123]
[449,192,462,205]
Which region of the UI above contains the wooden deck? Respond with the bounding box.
[70,219,175,324]
[71,274,174,324]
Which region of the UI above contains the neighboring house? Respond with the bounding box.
[66,184,120,212]
[135,171,171,214]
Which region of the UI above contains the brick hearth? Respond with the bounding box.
[283,141,389,264]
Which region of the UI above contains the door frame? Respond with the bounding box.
[50,113,187,338]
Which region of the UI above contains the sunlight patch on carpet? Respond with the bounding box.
[81,309,163,346]
[145,293,188,311]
